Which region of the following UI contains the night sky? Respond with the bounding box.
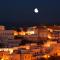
[0,0,60,27]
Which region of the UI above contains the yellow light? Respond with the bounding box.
[26,46,30,50]
[47,28,53,32]
[57,53,60,56]
[19,31,25,35]
[9,49,13,54]
[48,35,52,39]
[42,54,50,58]
[1,55,9,60]
[0,49,2,51]
[14,31,18,36]
[56,50,60,56]
[1,59,4,60]
[44,41,51,47]
[4,48,8,51]
[26,31,34,35]
[44,43,50,47]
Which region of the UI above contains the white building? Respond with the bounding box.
[0,25,5,30]
[0,30,14,39]
[0,30,21,48]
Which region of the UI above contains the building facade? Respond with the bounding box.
[0,29,21,48]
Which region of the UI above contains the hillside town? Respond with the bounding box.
[0,25,60,60]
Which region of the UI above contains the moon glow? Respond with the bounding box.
[34,8,39,13]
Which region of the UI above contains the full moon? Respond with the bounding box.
[34,8,39,13]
